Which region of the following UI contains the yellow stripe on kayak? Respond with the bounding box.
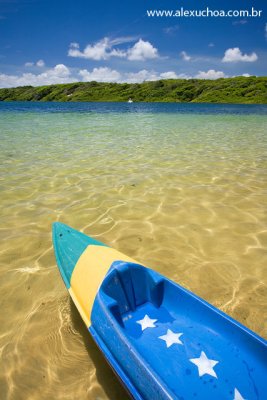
[69,245,137,327]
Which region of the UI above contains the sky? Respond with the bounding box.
[0,0,266,87]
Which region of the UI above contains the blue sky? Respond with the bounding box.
[0,0,266,87]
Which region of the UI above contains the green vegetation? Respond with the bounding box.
[0,76,266,103]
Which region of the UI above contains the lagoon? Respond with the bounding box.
[1,102,267,399]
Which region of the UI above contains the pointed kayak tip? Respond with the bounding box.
[52,222,107,288]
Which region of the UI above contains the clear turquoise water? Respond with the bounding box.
[1,102,267,399]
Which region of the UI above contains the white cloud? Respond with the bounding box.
[79,67,121,82]
[127,39,158,61]
[25,60,45,68]
[52,64,70,77]
[0,64,231,88]
[78,68,223,83]
[25,62,34,67]
[123,70,185,83]
[232,19,247,25]
[109,36,138,46]
[70,42,79,49]
[68,38,159,61]
[68,38,125,61]
[242,73,251,77]
[159,71,179,79]
[265,23,267,40]
[78,68,182,83]
[78,68,158,83]
[124,69,159,83]
[36,59,45,67]
[0,64,75,88]
[180,51,191,61]
[222,47,258,62]
[68,39,113,60]
[208,43,215,48]
[195,69,226,79]
[163,25,179,35]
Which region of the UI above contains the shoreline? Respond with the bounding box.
[0,76,266,104]
[1,100,267,105]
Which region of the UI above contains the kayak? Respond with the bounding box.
[52,222,267,400]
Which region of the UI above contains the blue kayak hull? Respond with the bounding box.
[52,223,267,400]
[91,261,267,400]
[89,326,143,400]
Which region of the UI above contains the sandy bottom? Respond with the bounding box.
[1,110,267,399]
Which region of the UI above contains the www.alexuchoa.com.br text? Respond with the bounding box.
[146,7,263,18]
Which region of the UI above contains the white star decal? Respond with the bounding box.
[136,314,157,331]
[189,351,219,378]
[159,329,183,348]
[234,388,245,400]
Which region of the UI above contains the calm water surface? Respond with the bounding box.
[1,102,267,399]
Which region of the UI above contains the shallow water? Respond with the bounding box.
[1,102,267,399]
